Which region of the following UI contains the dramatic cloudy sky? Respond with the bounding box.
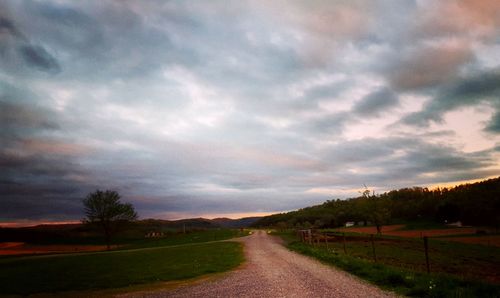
[1,0,500,224]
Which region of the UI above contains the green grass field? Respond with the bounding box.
[323,236,500,281]
[0,241,243,295]
[4,228,247,247]
[275,230,500,297]
[121,229,247,249]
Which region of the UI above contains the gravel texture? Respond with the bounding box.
[119,230,397,298]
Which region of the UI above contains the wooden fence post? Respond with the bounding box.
[308,229,312,245]
[423,236,430,273]
[325,233,329,251]
[343,232,347,254]
[371,234,377,262]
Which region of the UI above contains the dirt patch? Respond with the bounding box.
[0,242,24,249]
[0,242,116,256]
[386,228,477,238]
[439,235,500,247]
[339,225,404,234]
[337,225,478,238]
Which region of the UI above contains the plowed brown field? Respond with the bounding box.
[339,225,478,238]
[0,242,113,256]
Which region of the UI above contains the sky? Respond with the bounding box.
[1,0,500,225]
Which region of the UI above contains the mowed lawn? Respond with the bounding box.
[0,241,243,295]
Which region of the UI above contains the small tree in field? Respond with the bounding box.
[361,187,390,234]
[82,190,137,249]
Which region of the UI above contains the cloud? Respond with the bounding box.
[402,69,500,127]
[317,136,497,188]
[18,44,61,73]
[0,5,61,74]
[0,90,93,221]
[485,111,500,133]
[0,144,92,221]
[0,100,59,135]
[352,87,399,116]
[414,0,500,41]
[1,1,499,222]
[295,112,350,137]
[387,42,475,90]
[0,16,20,37]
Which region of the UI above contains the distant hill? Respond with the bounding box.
[137,216,262,229]
[211,217,262,228]
[0,216,262,243]
[138,217,217,229]
[252,176,500,229]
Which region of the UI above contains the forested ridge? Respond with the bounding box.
[253,177,500,229]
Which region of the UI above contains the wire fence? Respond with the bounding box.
[284,228,500,296]
[294,229,499,280]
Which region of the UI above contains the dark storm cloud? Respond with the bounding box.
[35,2,94,27]
[291,87,399,138]
[352,87,399,116]
[0,90,93,221]
[296,112,350,136]
[318,136,496,189]
[0,147,91,221]
[486,111,500,133]
[402,69,500,128]
[386,43,475,91]
[0,100,59,135]
[0,139,93,221]
[18,44,61,73]
[0,6,61,74]
[0,16,19,37]
[1,191,83,220]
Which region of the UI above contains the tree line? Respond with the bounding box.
[252,177,500,229]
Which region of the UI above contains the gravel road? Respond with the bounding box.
[120,230,397,298]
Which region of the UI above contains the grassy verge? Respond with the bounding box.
[275,231,500,297]
[0,241,243,295]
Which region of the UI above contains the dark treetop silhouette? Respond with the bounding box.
[82,190,138,249]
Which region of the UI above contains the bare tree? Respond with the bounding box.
[361,186,390,234]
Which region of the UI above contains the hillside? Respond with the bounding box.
[253,177,500,229]
[211,217,262,228]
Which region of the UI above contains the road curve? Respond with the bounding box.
[120,230,397,298]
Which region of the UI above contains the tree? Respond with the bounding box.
[276,221,288,231]
[82,190,138,249]
[361,187,390,234]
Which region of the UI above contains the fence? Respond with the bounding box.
[297,229,432,273]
